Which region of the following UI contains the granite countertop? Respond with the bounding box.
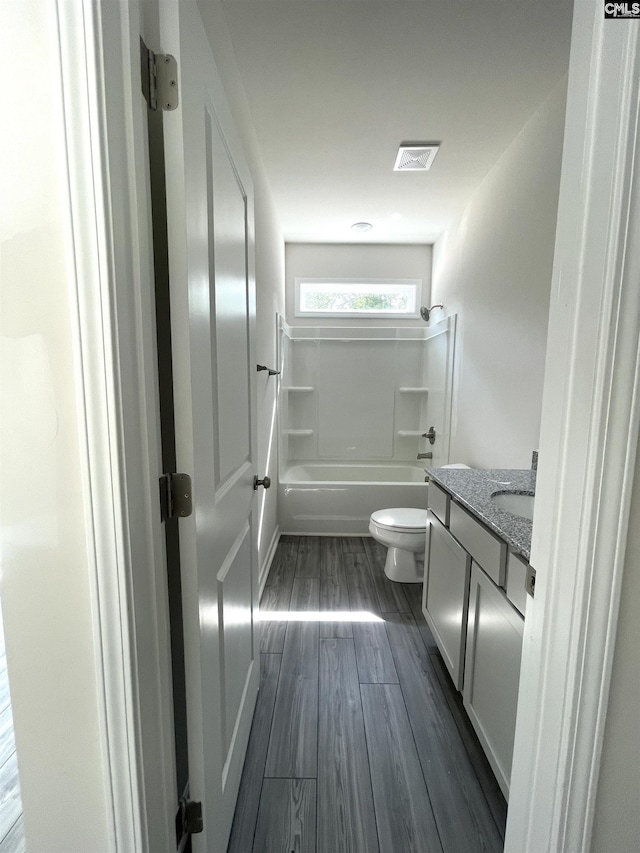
[428,467,536,561]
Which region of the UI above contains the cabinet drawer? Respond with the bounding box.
[506,551,528,616]
[428,481,450,527]
[422,511,471,690]
[449,502,507,586]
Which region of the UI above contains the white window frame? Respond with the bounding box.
[294,277,421,319]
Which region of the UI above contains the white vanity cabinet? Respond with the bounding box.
[427,481,450,527]
[506,550,528,616]
[449,501,507,586]
[463,563,524,799]
[422,511,471,689]
[423,480,528,800]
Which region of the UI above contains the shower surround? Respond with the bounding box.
[278,316,456,534]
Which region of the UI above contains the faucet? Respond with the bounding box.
[417,452,433,460]
[422,426,437,445]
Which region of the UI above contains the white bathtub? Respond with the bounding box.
[278,463,429,535]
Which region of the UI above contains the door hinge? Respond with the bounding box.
[176,797,203,852]
[159,473,193,522]
[140,37,179,111]
[525,565,536,598]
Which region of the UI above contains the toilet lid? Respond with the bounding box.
[370,507,428,533]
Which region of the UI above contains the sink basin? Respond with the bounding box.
[491,492,535,520]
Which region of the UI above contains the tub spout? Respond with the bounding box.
[417,452,433,460]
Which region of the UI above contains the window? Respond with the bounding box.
[295,278,421,319]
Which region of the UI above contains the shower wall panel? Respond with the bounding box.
[279,317,456,467]
[316,341,396,459]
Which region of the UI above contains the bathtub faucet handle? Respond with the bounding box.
[417,452,433,460]
[422,426,437,444]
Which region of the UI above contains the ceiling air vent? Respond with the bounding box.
[393,144,440,172]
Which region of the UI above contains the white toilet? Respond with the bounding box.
[369,507,429,583]
[369,464,471,583]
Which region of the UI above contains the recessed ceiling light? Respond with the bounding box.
[351,221,373,233]
[394,143,440,171]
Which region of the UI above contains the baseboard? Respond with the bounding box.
[279,531,371,538]
[259,525,280,599]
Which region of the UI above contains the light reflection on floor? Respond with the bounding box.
[257,610,384,623]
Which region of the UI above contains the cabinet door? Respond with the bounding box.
[463,563,524,800]
[422,511,471,689]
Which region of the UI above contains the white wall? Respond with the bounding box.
[285,243,433,327]
[590,431,640,853]
[0,3,113,849]
[432,81,567,468]
[198,0,286,577]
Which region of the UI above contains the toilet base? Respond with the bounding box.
[384,546,424,583]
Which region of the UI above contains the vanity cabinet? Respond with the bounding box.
[506,550,528,616]
[427,481,450,527]
[463,563,524,799]
[449,501,507,586]
[422,511,471,689]
[423,483,527,800]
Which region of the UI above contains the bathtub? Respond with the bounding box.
[278,463,429,535]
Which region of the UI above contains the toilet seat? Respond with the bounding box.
[370,507,428,534]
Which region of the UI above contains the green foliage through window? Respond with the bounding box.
[297,280,420,317]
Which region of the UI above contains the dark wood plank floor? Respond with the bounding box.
[0,610,25,853]
[228,536,506,853]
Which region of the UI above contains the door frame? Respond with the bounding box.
[54,0,639,852]
[54,1,176,850]
[506,7,640,852]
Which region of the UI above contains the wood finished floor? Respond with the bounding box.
[0,609,24,853]
[228,536,506,853]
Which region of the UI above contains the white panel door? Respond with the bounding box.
[160,4,259,850]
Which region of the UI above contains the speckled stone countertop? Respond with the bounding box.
[428,467,536,561]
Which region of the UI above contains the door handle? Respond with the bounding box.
[253,475,271,490]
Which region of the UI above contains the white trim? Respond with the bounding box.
[55,1,176,851]
[259,526,281,598]
[55,4,138,849]
[505,7,640,853]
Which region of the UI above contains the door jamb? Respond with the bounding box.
[55,1,176,850]
[506,8,640,852]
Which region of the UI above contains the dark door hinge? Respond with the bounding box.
[182,799,203,835]
[525,565,536,598]
[140,37,179,111]
[176,798,203,852]
[159,473,193,522]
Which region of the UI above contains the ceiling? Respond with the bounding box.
[220,1,574,244]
